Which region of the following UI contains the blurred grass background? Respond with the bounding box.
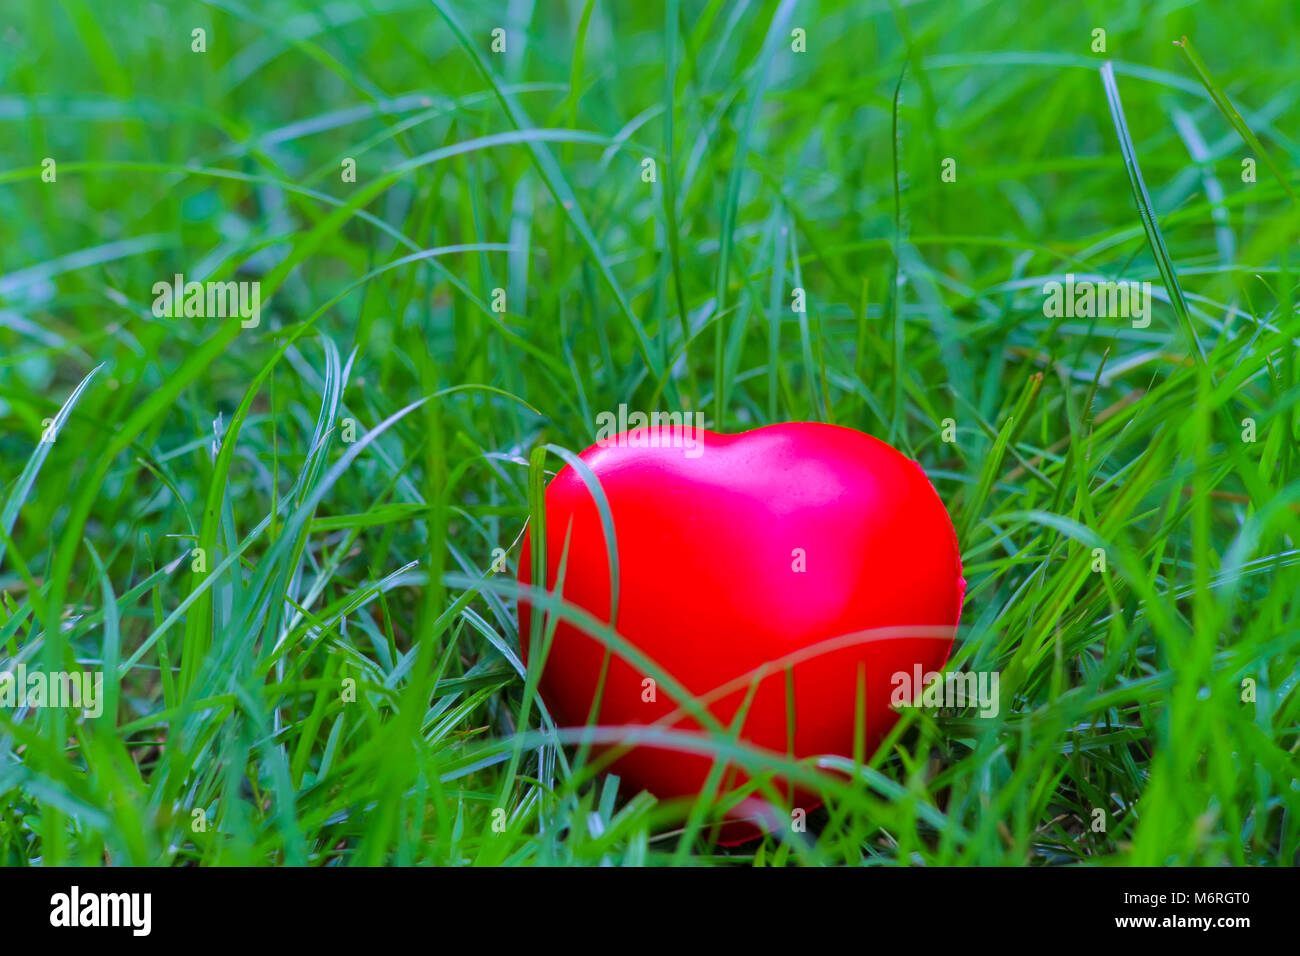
[0,0,1298,865]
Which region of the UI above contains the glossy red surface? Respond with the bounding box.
[518,422,964,842]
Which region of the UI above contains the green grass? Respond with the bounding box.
[1,0,1298,866]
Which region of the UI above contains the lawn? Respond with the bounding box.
[1,0,1297,866]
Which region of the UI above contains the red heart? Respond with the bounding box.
[518,422,964,842]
